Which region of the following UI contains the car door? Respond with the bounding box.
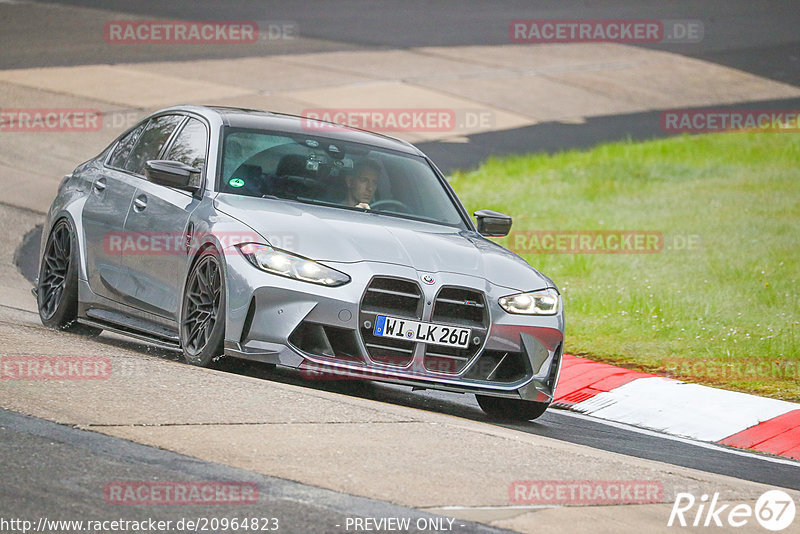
[81,121,146,301]
[119,116,209,319]
[105,113,186,311]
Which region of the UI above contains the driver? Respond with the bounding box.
[344,159,380,209]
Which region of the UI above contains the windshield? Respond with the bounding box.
[219,128,466,227]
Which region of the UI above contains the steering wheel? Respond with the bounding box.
[369,199,410,213]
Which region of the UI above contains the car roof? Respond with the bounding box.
[161,105,424,156]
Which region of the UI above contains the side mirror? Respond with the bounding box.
[474,209,512,237]
[145,160,202,195]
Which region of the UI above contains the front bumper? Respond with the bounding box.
[223,255,564,402]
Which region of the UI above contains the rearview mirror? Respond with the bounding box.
[474,209,512,237]
[145,160,202,194]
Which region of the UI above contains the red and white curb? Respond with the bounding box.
[553,355,800,461]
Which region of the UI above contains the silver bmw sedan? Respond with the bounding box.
[35,105,564,420]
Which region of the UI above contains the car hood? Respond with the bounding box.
[214,195,554,291]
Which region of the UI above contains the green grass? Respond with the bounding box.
[449,132,800,401]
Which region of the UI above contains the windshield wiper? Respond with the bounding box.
[288,196,459,227]
[293,196,357,209]
[369,209,446,226]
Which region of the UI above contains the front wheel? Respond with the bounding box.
[180,248,226,366]
[476,394,549,421]
[37,219,101,336]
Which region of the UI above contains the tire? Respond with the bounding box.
[180,248,225,366]
[476,394,549,421]
[37,219,101,336]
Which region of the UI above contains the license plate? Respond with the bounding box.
[373,315,471,349]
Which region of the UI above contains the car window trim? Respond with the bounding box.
[162,113,211,177]
[107,116,158,175]
[426,156,475,231]
[104,121,147,171]
[103,113,186,177]
[158,116,190,162]
[214,126,471,229]
[157,113,212,198]
[215,126,424,193]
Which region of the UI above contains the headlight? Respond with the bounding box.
[237,243,350,287]
[499,288,559,315]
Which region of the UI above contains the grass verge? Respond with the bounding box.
[449,132,799,401]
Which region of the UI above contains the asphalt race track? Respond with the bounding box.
[10,228,800,491]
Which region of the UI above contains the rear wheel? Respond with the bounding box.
[180,248,225,366]
[37,219,101,335]
[476,394,549,421]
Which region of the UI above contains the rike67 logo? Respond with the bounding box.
[668,490,796,531]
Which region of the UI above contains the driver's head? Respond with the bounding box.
[346,159,380,205]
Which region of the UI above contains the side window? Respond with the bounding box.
[165,118,208,172]
[123,115,184,175]
[107,123,145,170]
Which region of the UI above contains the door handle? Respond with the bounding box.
[93,177,107,193]
[185,222,195,252]
[133,195,147,212]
